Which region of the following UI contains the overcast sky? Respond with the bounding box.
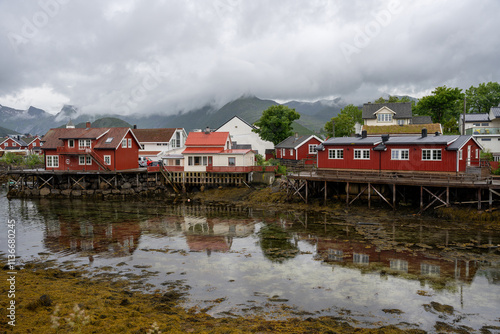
[1,0,499,115]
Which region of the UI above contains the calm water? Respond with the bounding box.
[1,187,500,332]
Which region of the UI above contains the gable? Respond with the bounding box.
[373,106,396,115]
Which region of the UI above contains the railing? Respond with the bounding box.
[466,127,500,135]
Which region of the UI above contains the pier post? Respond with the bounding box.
[346,182,349,207]
[420,186,423,211]
[368,183,371,209]
[305,180,308,204]
[324,181,327,206]
[478,188,481,210]
[393,184,396,210]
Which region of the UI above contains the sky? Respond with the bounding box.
[0,0,499,116]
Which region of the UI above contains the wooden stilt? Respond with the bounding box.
[393,184,396,210]
[478,188,481,210]
[346,182,349,207]
[368,183,371,209]
[324,180,327,206]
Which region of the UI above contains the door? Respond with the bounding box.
[208,156,213,167]
[467,145,471,166]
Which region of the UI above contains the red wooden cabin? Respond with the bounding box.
[41,125,141,171]
[316,129,482,173]
[275,134,322,165]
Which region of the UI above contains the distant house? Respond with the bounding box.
[215,116,274,157]
[460,106,500,162]
[275,134,323,165]
[132,128,187,161]
[0,135,42,154]
[316,129,482,173]
[362,102,434,127]
[41,123,141,171]
[182,130,255,172]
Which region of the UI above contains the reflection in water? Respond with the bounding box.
[2,190,500,332]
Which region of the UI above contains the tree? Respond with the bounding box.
[253,105,300,145]
[413,86,464,125]
[324,104,362,137]
[465,82,500,114]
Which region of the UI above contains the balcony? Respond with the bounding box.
[466,127,500,135]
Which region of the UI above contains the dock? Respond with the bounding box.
[286,168,500,212]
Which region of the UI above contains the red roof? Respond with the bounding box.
[185,132,229,147]
[182,147,224,154]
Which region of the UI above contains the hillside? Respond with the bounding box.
[75,117,132,128]
[0,126,19,137]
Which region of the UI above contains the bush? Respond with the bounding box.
[25,154,44,167]
[1,152,24,165]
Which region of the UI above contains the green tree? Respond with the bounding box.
[253,105,300,145]
[324,104,362,137]
[374,95,415,106]
[413,86,464,124]
[465,82,500,114]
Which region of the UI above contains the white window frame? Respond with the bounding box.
[282,148,285,157]
[328,149,344,159]
[122,139,127,148]
[459,149,463,160]
[422,149,441,161]
[79,155,86,165]
[228,157,236,166]
[475,149,479,159]
[79,139,91,149]
[12,142,16,147]
[391,149,409,160]
[128,138,132,148]
[377,113,392,122]
[309,144,317,154]
[86,156,92,165]
[188,156,193,166]
[46,155,59,168]
[354,149,370,160]
[104,155,111,165]
[290,149,293,156]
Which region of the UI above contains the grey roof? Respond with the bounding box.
[362,102,412,119]
[382,135,459,147]
[491,107,500,119]
[447,135,474,151]
[462,113,490,122]
[275,135,314,149]
[411,116,432,124]
[322,136,382,146]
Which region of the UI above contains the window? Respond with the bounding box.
[481,123,489,126]
[473,123,481,126]
[86,156,92,165]
[79,156,86,165]
[12,142,16,147]
[309,144,317,154]
[377,113,392,122]
[188,156,193,166]
[391,149,409,160]
[397,119,405,126]
[79,139,91,149]
[203,156,207,166]
[390,259,408,273]
[104,155,111,165]
[175,159,180,166]
[328,149,344,159]
[328,249,343,262]
[476,149,479,159]
[290,149,293,156]
[46,155,59,168]
[422,149,441,161]
[459,150,463,160]
[353,253,369,264]
[175,132,181,148]
[481,138,491,141]
[122,139,127,148]
[105,137,113,144]
[354,149,370,160]
[228,157,235,166]
[128,138,132,148]
[68,139,74,148]
[194,156,201,165]
[421,263,440,276]
[282,149,285,157]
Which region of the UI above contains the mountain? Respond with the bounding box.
[57,117,133,129]
[0,95,378,136]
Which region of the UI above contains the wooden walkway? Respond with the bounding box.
[286,169,500,212]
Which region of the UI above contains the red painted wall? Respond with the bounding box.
[318,138,481,173]
[276,137,322,165]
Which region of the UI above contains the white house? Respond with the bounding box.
[132,128,187,161]
[460,106,500,161]
[215,116,274,157]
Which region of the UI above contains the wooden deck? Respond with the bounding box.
[286,168,500,212]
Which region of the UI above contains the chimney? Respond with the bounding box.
[86,121,91,128]
[421,128,427,138]
[381,134,390,142]
[204,126,210,134]
[435,131,440,136]
[361,130,367,139]
[133,125,137,129]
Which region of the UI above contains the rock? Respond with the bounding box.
[71,190,82,197]
[61,189,72,196]
[40,188,51,196]
[121,182,132,189]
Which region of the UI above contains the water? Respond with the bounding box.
[1,187,500,332]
